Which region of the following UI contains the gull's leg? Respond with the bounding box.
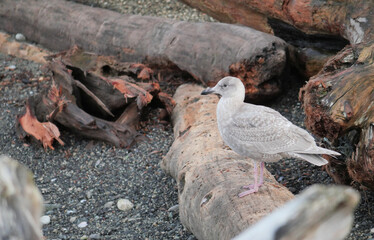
[259,162,264,186]
[239,161,259,197]
[242,161,264,189]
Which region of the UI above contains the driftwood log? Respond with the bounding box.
[300,41,374,189]
[16,47,175,148]
[0,0,292,101]
[180,0,374,45]
[234,185,360,240]
[0,155,43,240]
[162,84,293,240]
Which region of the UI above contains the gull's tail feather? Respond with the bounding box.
[294,146,341,156]
[292,153,329,166]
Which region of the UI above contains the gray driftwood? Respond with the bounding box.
[0,155,43,240]
[161,84,294,240]
[234,185,360,240]
[0,0,290,101]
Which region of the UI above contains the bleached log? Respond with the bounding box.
[234,185,360,240]
[162,84,294,240]
[0,155,43,240]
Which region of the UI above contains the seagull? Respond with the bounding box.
[201,76,340,197]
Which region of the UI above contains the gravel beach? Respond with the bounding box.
[1,0,374,239]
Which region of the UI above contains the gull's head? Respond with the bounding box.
[201,76,245,100]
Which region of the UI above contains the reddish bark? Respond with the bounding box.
[17,47,175,148]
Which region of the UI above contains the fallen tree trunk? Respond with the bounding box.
[234,185,359,240]
[0,155,43,240]
[299,40,374,189]
[162,84,293,240]
[180,0,374,45]
[0,0,291,101]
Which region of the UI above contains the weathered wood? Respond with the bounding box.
[300,40,374,188]
[0,0,292,101]
[234,185,359,240]
[0,155,43,240]
[180,0,374,45]
[0,32,51,64]
[162,84,293,240]
[17,47,175,148]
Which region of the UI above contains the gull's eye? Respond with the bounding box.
[222,84,227,88]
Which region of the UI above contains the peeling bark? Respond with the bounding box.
[16,47,175,148]
[300,40,374,189]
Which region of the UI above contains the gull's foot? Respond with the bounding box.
[238,187,259,197]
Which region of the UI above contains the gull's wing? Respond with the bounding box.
[227,104,317,154]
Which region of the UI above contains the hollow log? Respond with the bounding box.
[299,40,374,189]
[161,84,294,240]
[0,0,291,101]
[234,185,359,240]
[180,0,374,45]
[0,155,43,240]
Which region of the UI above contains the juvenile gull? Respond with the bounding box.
[201,76,340,198]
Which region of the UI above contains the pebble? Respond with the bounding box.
[70,216,77,223]
[78,221,88,228]
[370,228,374,233]
[168,204,179,212]
[104,201,114,208]
[40,215,51,225]
[15,33,26,41]
[6,65,16,70]
[89,233,101,239]
[117,198,134,211]
[44,203,62,211]
[86,189,93,199]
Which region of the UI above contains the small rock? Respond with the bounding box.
[44,203,61,211]
[40,215,51,225]
[69,216,77,223]
[78,221,88,228]
[6,65,16,70]
[168,204,179,212]
[104,201,114,208]
[15,33,26,41]
[66,209,77,214]
[89,233,101,239]
[80,235,88,240]
[86,190,93,199]
[370,228,374,233]
[117,199,134,211]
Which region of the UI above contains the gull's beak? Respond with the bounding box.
[201,87,215,95]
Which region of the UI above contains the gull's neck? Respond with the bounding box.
[217,95,244,120]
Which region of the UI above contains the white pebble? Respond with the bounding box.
[40,215,51,225]
[370,227,374,233]
[117,199,134,212]
[15,33,26,41]
[78,221,88,228]
[69,216,77,223]
[7,65,16,70]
